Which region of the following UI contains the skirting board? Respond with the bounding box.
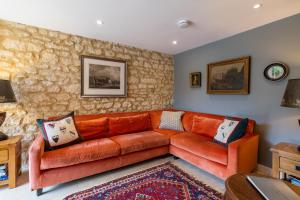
[256,164,272,177]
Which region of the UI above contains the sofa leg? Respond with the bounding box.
[173,156,179,160]
[36,188,43,196]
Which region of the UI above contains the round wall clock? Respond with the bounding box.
[264,63,289,81]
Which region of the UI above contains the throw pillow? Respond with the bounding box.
[191,116,223,138]
[159,111,184,131]
[37,112,82,151]
[75,117,108,141]
[108,113,151,137]
[214,117,248,145]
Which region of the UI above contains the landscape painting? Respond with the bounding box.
[81,56,127,97]
[89,64,120,89]
[207,57,250,94]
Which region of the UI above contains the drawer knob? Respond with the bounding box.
[296,166,300,171]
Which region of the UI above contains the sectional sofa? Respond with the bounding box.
[29,110,259,195]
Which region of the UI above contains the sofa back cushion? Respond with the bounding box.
[182,111,255,137]
[108,113,151,137]
[75,117,108,141]
[191,116,223,138]
[74,109,171,131]
[149,110,163,129]
[74,111,150,121]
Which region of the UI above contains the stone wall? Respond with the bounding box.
[0,20,174,170]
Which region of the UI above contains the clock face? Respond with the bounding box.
[267,66,284,79]
[264,63,288,81]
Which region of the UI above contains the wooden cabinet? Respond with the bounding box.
[0,150,8,162]
[270,142,300,179]
[0,136,22,188]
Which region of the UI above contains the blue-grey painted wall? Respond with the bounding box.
[174,14,300,167]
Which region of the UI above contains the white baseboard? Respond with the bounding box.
[256,164,272,176]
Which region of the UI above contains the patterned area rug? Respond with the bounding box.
[64,162,223,200]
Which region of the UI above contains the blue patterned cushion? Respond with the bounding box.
[37,112,82,151]
[214,117,248,145]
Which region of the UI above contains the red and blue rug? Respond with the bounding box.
[64,162,223,200]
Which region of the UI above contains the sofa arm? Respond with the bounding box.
[29,134,44,190]
[227,134,259,174]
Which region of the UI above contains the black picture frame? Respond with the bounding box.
[264,63,289,81]
[190,72,201,88]
[81,55,127,97]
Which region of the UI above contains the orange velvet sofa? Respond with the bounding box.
[29,110,259,195]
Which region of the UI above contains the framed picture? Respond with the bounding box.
[81,56,127,97]
[207,56,250,94]
[190,72,201,88]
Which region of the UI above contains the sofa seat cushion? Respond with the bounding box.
[153,129,183,138]
[110,131,169,155]
[170,132,228,165]
[40,138,120,170]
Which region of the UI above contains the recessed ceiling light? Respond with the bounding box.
[96,20,103,25]
[172,40,178,45]
[253,4,262,9]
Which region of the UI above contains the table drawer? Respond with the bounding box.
[0,150,8,162]
[280,157,300,176]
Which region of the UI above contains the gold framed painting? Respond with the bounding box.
[190,72,201,88]
[207,56,250,94]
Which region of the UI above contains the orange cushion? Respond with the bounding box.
[153,128,183,138]
[245,120,255,137]
[170,132,228,165]
[149,110,163,129]
[40,138,120,170]
[75,118,108,140]
[110,131,169,155]
[171,132,211,146]
[181,111,255,136]
[191,116,222,138]
[108,113,151,137]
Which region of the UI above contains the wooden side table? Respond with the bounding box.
[270,142,300,179]
[225,173,300,200]
[0,136,22,188]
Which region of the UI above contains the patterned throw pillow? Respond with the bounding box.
[159,111,184,131]
[214,117,248,145]
[37,112,82,151]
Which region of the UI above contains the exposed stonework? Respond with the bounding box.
[0,20,174,170]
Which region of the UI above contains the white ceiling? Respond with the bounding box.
[0,0,300,55]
